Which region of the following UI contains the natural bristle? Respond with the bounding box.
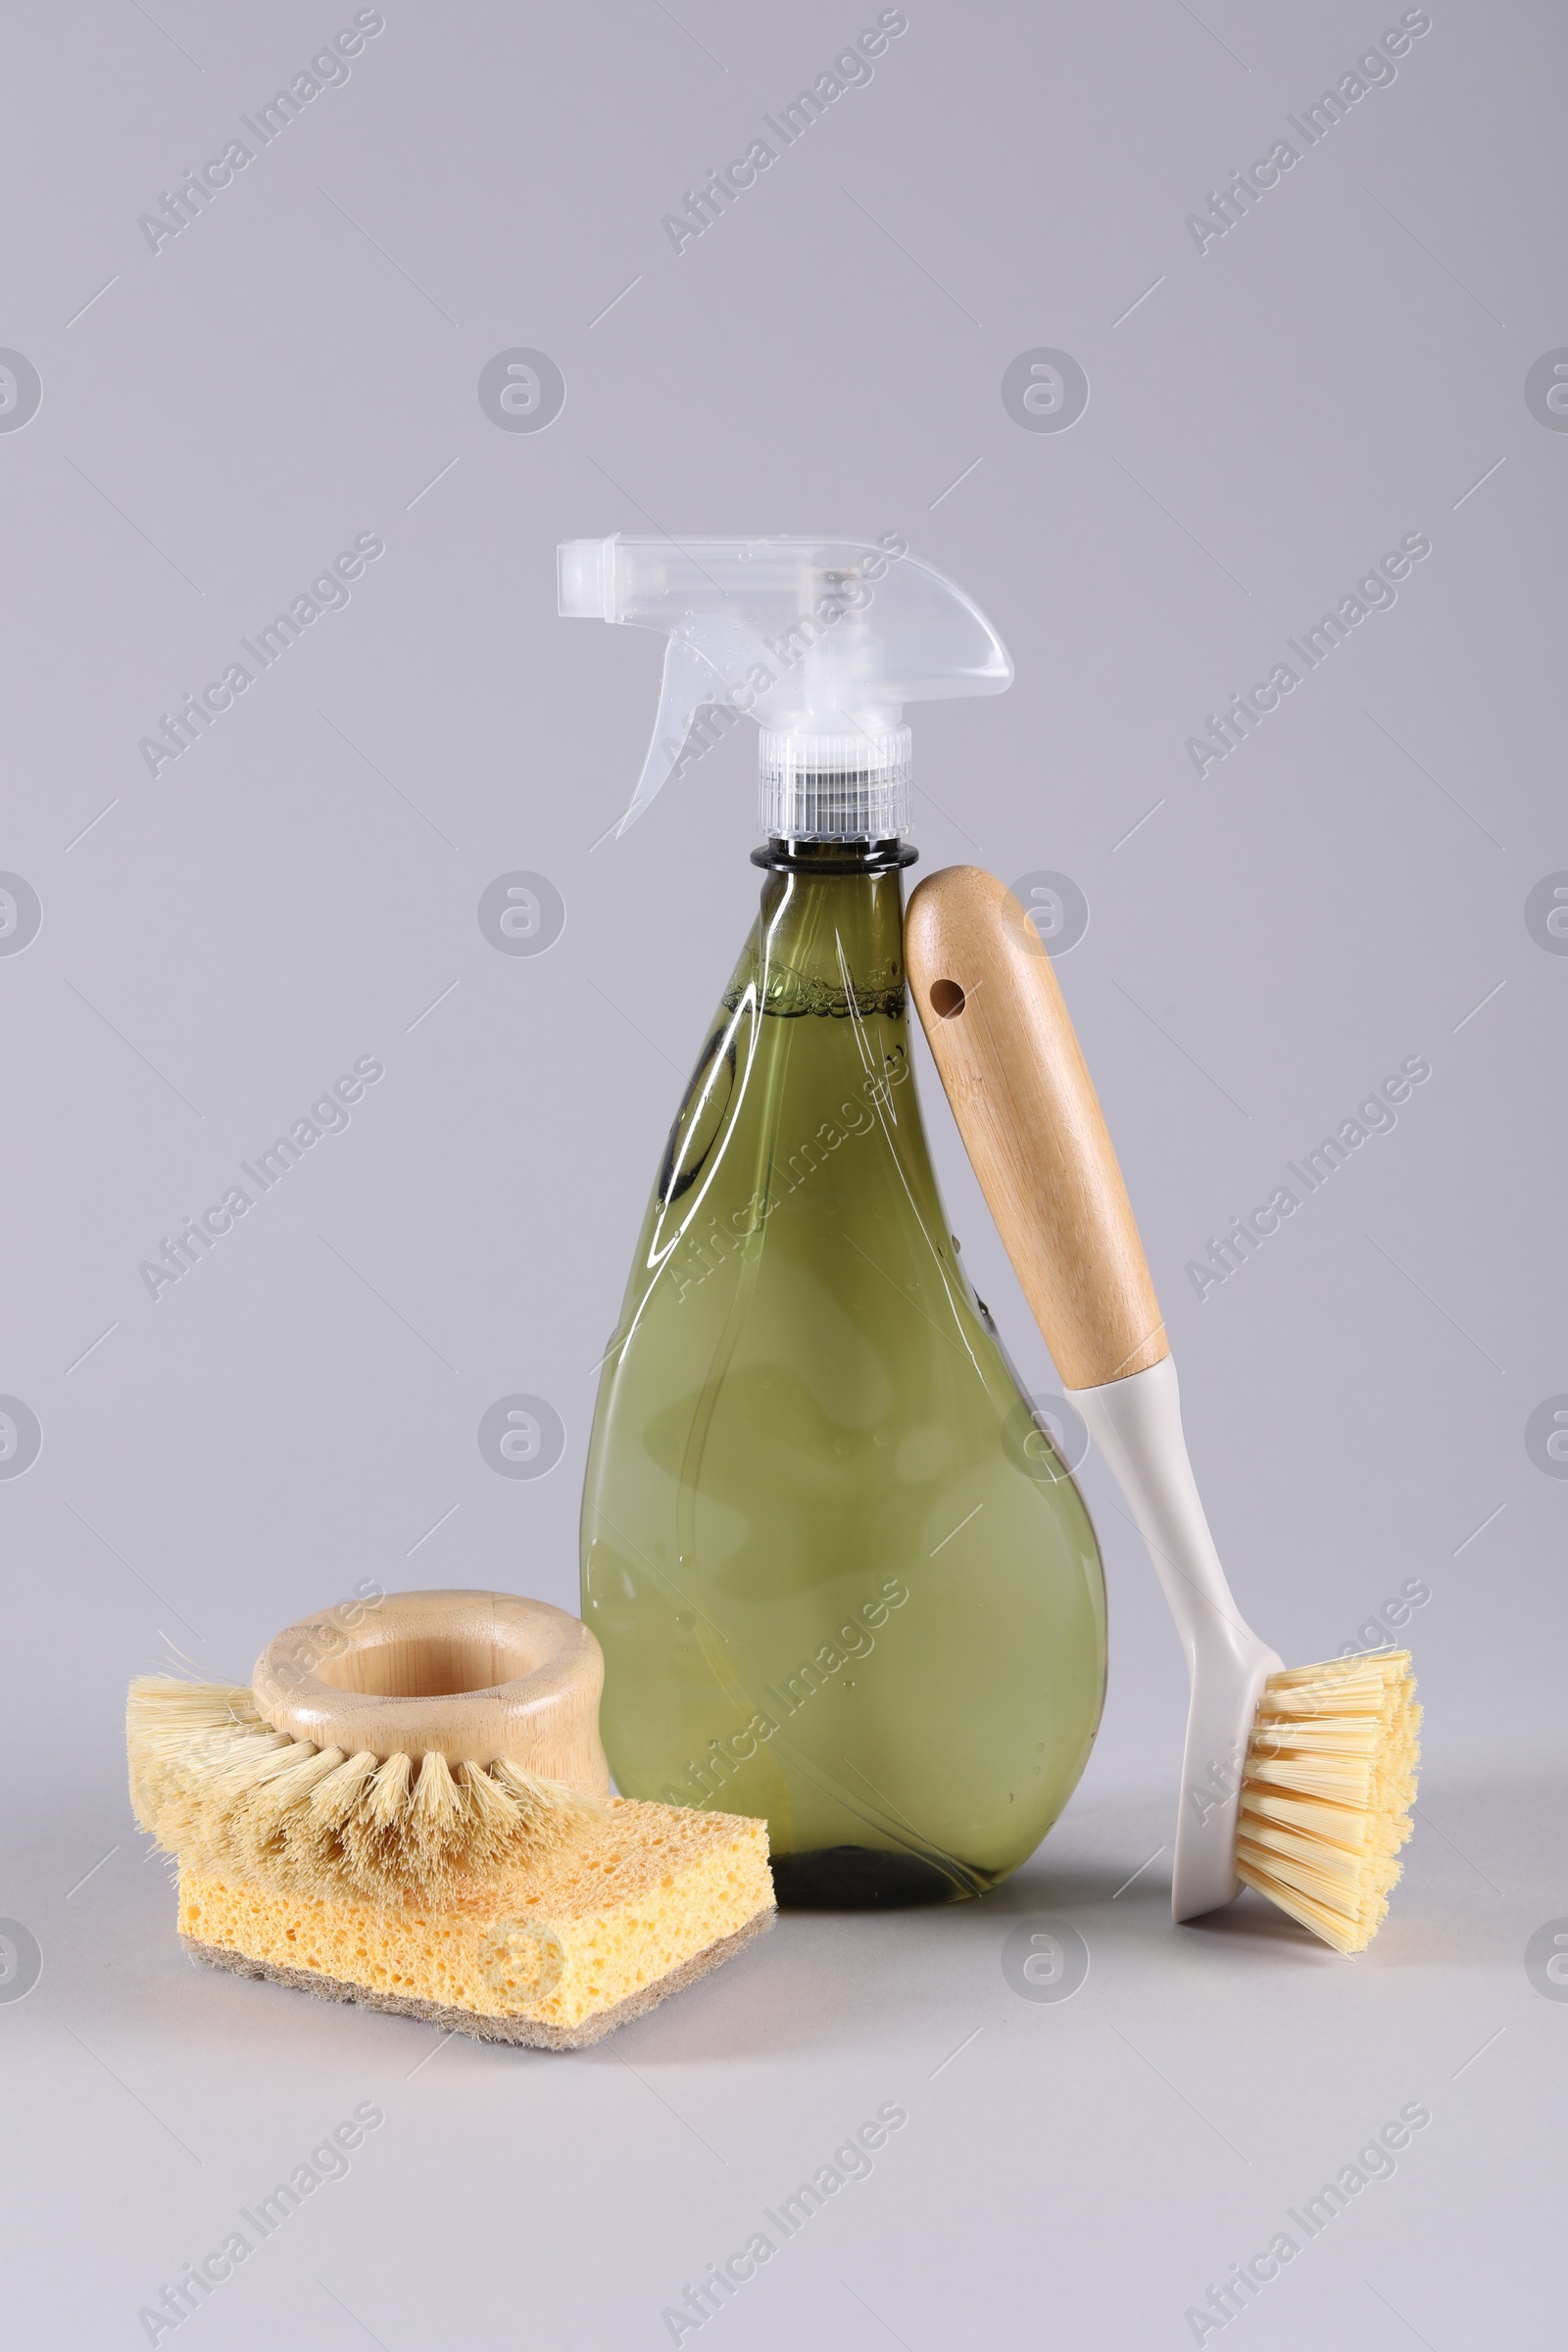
[1234,1650,1420,1955]
[127,1676,601,1908]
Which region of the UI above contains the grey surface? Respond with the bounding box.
[1,1,1563,2344]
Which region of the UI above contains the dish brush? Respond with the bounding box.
[906,866,1419,1953]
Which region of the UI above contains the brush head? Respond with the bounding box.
[1234,1650,1421,1955]
[127,1677,602,1910]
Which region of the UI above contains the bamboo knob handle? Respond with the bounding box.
[906,865,1168,1391]
[252,1590,612,1793]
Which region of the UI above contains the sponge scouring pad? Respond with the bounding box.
[178,1798,773,2048]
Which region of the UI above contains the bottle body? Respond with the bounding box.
[580,846,1105,1904]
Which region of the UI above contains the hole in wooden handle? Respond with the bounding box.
[929,978,966,1020]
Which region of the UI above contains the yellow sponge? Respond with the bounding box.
[177,1797,773,2048]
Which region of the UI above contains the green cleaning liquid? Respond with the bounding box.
[580,841,1106,1904]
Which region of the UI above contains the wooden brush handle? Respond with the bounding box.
[252,1590,612,1791]
[905,865,1167,1390]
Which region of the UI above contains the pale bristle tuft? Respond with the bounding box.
[1235,1650,1420,1955]
[126,1675,601,1907]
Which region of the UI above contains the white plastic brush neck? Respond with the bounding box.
[1068,1356,1281,1922]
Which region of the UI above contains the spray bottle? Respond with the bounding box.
[560,533,1105,1905]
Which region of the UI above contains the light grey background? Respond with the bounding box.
[2,1,1563,2344]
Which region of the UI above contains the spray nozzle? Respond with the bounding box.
[558,534,1013,839]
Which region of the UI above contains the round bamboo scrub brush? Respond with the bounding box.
[129,1591,612,1909]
